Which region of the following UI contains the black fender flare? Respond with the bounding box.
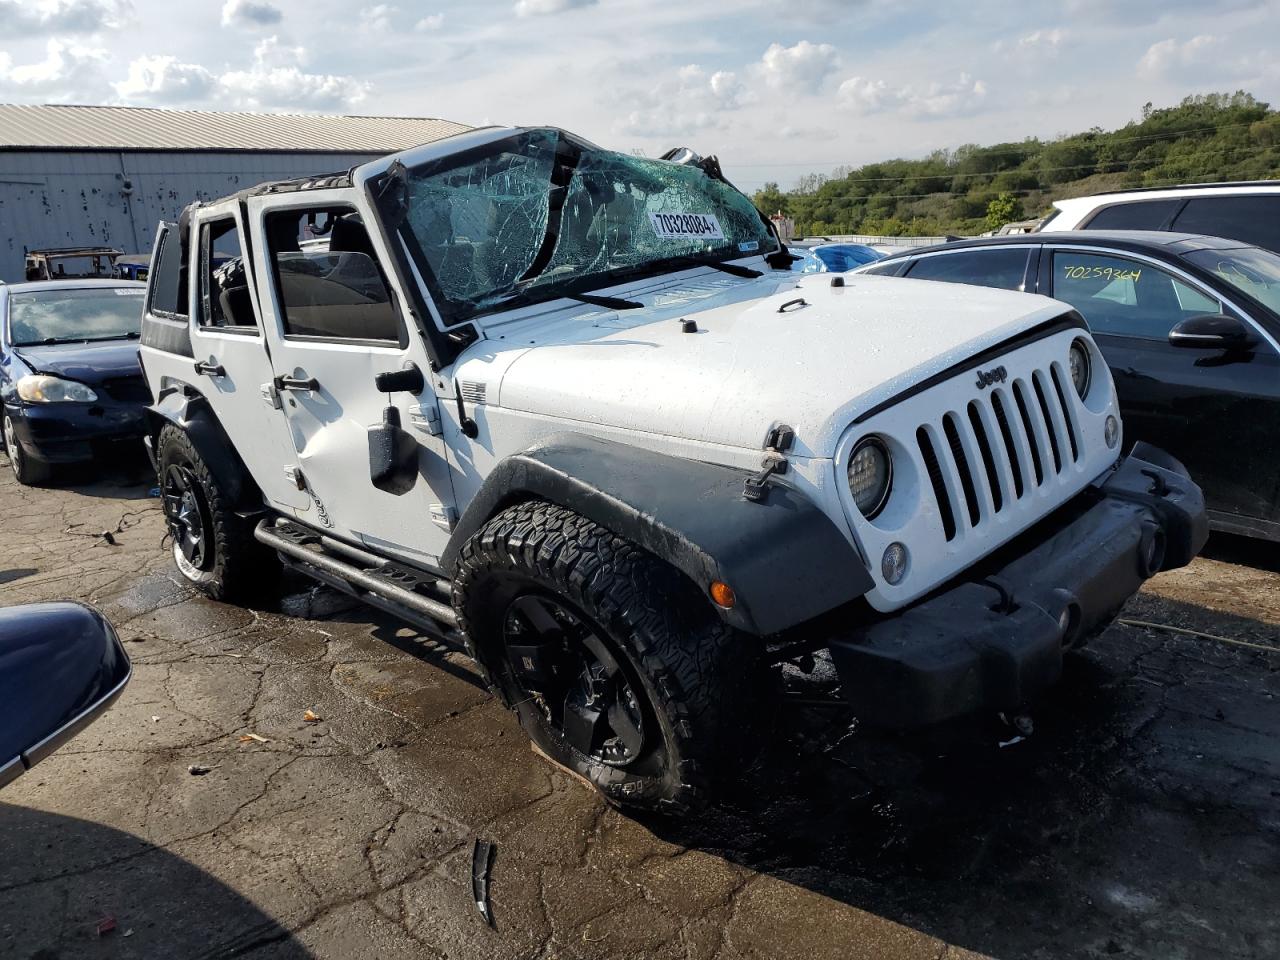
[146,389,258,509]
[441,433,872,636]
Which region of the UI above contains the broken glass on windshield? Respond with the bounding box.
[400,129,775,324]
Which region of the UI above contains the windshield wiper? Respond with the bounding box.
[82,332,140,341]
[665,255,763,279]
[566,292,643,310]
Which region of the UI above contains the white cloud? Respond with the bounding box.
[359,3,396,31]
[994,28,1069,58]
[220,0,282,28]
[838,72,987,118]
[415,13,444,30]
[0,38,109,98]
[217,35,369,110]
[113,55,215,103]
[616,63,752,138]
[0,0,127,33]
[514,0,597,17]
[1138,35,1220,76]
[759,40,839,93]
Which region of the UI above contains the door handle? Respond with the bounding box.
[274,374,320,392]
[193,360,225,377]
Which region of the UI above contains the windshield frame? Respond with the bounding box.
[385,128,781,327]
[5,285,146,348]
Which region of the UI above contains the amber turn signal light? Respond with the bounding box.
[709,581,736,609]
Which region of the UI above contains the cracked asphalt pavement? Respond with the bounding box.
[1,460,1277,960]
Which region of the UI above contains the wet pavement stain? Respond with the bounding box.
[0,462,1276,959]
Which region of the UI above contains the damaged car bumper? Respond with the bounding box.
[828,442,1208,729]
[8,401,147,465]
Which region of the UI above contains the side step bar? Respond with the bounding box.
[254,520,458,631]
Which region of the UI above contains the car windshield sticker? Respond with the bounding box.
[114,287,146,295]
[649,212,725,241]
[739,240,760,253]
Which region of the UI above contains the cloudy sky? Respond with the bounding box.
[1,0,1278,189]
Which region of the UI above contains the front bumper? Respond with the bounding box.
[828,443,1208,729]
[8,402,147,465]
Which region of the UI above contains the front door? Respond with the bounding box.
[246,195,457,568]
[1045,247,1280,531]
[186,205,311,512]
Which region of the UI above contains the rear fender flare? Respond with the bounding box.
[146,388,257,508]
[442,433,872,636]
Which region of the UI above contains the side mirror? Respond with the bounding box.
[368,406,419,495]
[1,602,130,790]
[1168,314,1256,350]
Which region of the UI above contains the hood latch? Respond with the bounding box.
[743,423,795,503]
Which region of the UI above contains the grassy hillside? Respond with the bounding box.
[753,92,1280,237]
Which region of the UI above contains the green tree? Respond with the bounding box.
[985,192,1024,232]
[752,182,788,216]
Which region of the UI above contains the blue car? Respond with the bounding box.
[0,280,150,484]
[789,242,884,273]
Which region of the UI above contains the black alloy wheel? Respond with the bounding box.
[162,463,211,572]
[502,592,647,767]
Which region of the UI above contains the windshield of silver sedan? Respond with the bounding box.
[396,129,777,325]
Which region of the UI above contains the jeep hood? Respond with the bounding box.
[493,275,1072,459]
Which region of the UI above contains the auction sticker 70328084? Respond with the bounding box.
[649,212,725,241]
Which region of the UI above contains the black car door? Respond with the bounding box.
[1044,246,1280,535]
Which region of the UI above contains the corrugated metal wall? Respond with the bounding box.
[0,149,383,282]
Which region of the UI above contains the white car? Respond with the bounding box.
[1041,181,1280,254]
[137,126,1206,813]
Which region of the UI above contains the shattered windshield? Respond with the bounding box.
[397,129,776,324]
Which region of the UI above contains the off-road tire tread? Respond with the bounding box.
[157,424,277,602]
[453,500,772,814]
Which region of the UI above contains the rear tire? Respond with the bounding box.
[156,424,278,602]
[453,500,775,814]
[3,414,52,486]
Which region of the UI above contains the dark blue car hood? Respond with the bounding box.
[14,340,141,384]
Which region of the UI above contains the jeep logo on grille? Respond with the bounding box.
[974,365,1007,389]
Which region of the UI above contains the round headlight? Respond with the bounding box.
[1068,338,1092,399]
[847,435,892,520]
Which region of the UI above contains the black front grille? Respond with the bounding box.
[102,376,152,404]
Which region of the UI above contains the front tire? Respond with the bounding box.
[453,501,774,814]
[156,424,278,602]
[3,414,52,486]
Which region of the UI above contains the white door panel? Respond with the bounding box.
[187,203,310,512]
[245,192,456,566]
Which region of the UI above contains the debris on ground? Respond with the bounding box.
[303,709,322,723]
[150,715,160,723]
[471,839,497,927]
[187,764,213,776]
[95,916,116,936]
[238,733,270,744]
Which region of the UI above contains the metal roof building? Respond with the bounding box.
[0,104,471,282]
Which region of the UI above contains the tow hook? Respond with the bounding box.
[743,423,795,502]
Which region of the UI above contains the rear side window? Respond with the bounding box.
[265,207,400,343]
[1051,251,1221,339]
[1081,199,1182,231]
[148,224,188,318]
[858,259,906,277]
[199,217,257,330]
[904,248,1029,290]
[1171,196,1280,255]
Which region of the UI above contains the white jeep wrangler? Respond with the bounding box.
[139,126,1207,813]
